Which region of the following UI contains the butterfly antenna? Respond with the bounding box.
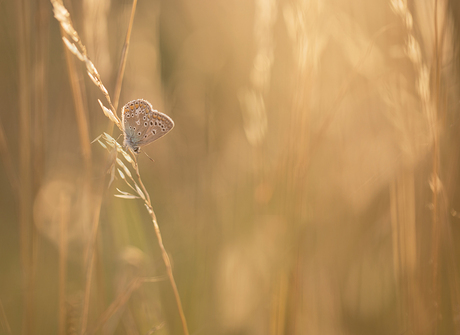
[143,151,155,163]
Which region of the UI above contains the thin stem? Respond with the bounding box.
[134,162,189,335]
[431,0,441,321]
[17,0,34,332]
[58,194,69,335]
[89,278,141,335]
[62,34,92,180]
[151,214,189,335]
[0,121,19,199]
[134,159,151,205]
[80,194,104,335]
[113,0,138,112]
[0,300,12,335]
[88,276,166,335]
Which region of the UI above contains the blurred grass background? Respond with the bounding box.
[2,0,460,334]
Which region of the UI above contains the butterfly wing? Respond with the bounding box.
[122,99,174,153]
[136,109,175,146]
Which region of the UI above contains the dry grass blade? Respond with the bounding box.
[101,133,133,165]
[114,193,139,200]
[99,100,122,130]
[116,158,133,179]
[50,0,116,118]
[62,37,85,61]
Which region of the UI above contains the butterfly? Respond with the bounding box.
[121,99,174,154]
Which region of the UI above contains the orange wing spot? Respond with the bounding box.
[135,103,139,108]
[130,105,134,110]
[124,107,129,112]
[153,115,157,119]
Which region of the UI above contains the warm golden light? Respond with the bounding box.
[1,0,459,334]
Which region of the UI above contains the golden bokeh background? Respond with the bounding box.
[1,0,460,334]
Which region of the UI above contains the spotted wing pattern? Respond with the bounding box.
[122,99,174,153]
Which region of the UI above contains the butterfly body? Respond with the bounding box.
[122,99,174,153]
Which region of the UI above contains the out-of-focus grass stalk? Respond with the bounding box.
[282,2,320,331]
[51,1,190,334]
[61,48,97,326]
[390,172,416,331]
[134,166,190,335]
[390,0,448,332]
[50,2,111,334]
[310,23,393,165]
[61,29,92,180]
[88,276,165,334]
[239,0,276,329]
[389,1,423,332]
[90,278,142,335]
[431,0,441,314]
[33,0,49,192]
[58,194,70,335]
[80,194,104,335]
[269,273,288,335]
[107,0,138,137]
[17,0,34,333]
[0,122,19,199]
[0,300,12,335]
[56,3,96,331]
[113,0,138,113]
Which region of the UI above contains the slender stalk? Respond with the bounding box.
[113,0,138,112]
[134,162,189,335]
[104,0,138,138]
[62,34,92,180]
[60,14,98,335]
[0,121,19,199]
[0,300,12,335]
[151,215,189,335]
[58,194,70,335]
[88,276,165,335]
[89,278,141,335]
[310,24,394,165]
[431,0,441,323]
[33,0,49,193]
[80,194,104,335]
[17,0,34,333]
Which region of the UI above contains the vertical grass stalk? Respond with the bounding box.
[17,0,34,333]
